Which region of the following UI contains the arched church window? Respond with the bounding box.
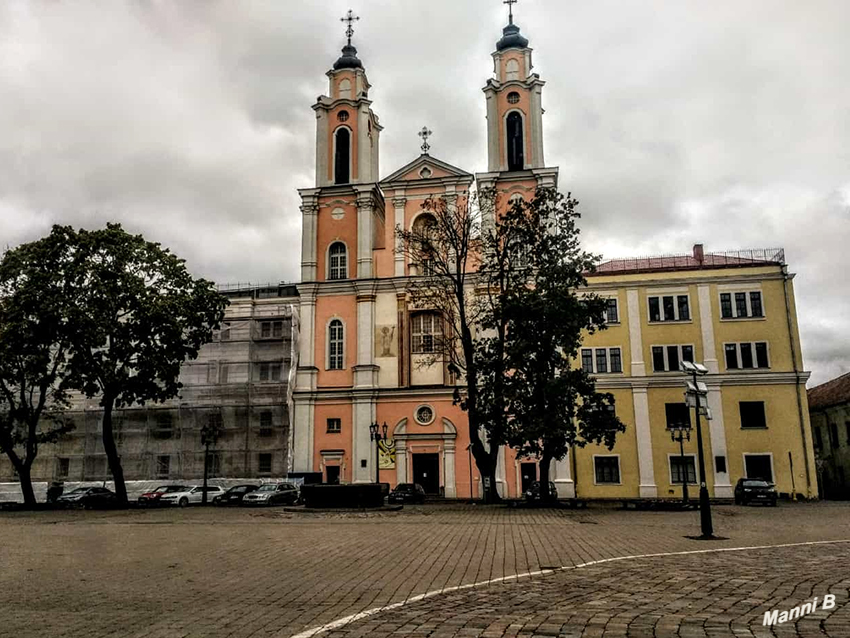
[412,213,437,275]
[328,320,345,370]
[328,242,348,280]
[334,128,350,185]
[507,91,520,104]
[338,78,351,99]
[337,110,349,122]
[506,112,525,172]
[506,59,520,81]
[411,312,442,354]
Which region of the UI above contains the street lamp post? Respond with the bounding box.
[669,424,691,505]
[681,360,713,538]
[369,422,388,485]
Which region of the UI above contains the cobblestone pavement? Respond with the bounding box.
[1,502,849,638]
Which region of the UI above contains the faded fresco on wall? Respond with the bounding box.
[376,325,396,357]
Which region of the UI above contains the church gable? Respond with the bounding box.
[381,155,472,185]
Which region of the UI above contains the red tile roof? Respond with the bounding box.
[590,248,785,276]
[808,371,850,411]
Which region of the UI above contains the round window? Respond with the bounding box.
[414,405,435,425]
[338,110,350,122]
[507,91,521,104]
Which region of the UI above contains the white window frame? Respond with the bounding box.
[742,452,775,483]
[411,312,442,354]
[667,453,698,485]
[723,341,771,370]
[326,418,342,433]
[649,344,695,373]
[580,347,623,374]
[327,318,346,370]
[592,454,622,485]
[647,293,692,323]
[327,241,349,281]
[603,296,620,324]
[718,289,765,320]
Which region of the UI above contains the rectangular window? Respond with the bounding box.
[56,457,70,479]
[735,292,748,318]
[258,453,272,475]
[581,349,593,374]
[715,455,727,474]
[829,423,839,447]
[652,346,665,373]
[740,401,767,429]
[740,342,754,369]
[153,413,173,440]
[595,349,608,374]
[207,363,217,384]
[665,403,691,429]
[606,298,619,323]
[594,456,620,484]
[258,362,282,382]
[744,454,773,482]
[219,364,229,384]
[666,345,680,373]
[259,411,273,437]
[220,323,231,341]
[720,293,733,319]
[750,292,763,317]
[327,418,342,433]
[677,295,690,321]
[670,456,697,484]
[411,313,441,354]
[725,344,739,369]
[259,321,283,339]
[815,427,823,451]
[609,348,622,374]
[649,297,661,322]
[156,455,170,478]
[662,296,675,321]
[261,322,271,338]
[755,342,769,368]
[681,345,694,363]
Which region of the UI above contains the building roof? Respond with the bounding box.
[591,246,785,276]
[808,372,850,412]
[333,44,363,70]
[496,23,529,51]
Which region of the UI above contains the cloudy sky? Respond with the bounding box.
[0,1,847,385]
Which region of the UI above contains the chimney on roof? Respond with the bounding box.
[693,243,705,266]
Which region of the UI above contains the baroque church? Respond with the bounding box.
[291,9,818,500]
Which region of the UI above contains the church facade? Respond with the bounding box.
[291,14,818,500]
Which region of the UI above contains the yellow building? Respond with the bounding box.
[572,247,817,500]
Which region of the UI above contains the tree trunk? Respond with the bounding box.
[539,453,555,504]
[16,462,37,508]
[101,395,127,506]
[202,442,209,505]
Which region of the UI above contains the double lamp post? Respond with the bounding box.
[369,421,389,485]
[680,360,714,538]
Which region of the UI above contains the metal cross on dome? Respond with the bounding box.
[504,0,518,24]
[418,126,433,154]
[341,9,359,46]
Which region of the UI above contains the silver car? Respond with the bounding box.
[241,483,299,506]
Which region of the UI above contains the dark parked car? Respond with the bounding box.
[241,482,299,506]
[388,483,426,504]
[524,481,559,503]
[138,485,187,506]
[734,478,778,506]
[57,487,118,509]
[213,484,259,506]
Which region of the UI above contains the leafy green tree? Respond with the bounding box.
[66,224,228,505]
[494,190,625,500]
[0,227,79,506]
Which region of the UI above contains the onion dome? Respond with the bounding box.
[333,44,363,70]
[496,23,529,51]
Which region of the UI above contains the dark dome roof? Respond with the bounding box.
[496,23,529,51]
[333,44,363,70]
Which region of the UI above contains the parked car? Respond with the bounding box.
[734,478,778,506]
[160,485,225,507]
[138,485,187,506]
[388,483,426,504]
[241,482,299,506]
[524,481,559,503]
[57,487,118,509]
[213,484,259,506]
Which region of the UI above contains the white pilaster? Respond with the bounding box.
[485,89,500,172]
[292,399,315,473]
[705,387,733,497]
[352,397,376,484]
[444,443,456,498]
[299,199,319,282]
[632,386,657,497]
[396,440,407,484]
[698,284,719,374]
[529,84,545,169]
[627,289,646,377]
[551,454,575,498]
[495,444,506,498]
[315,113,329,187]
[357,104,371,183]
[354,284,378,389]
[393,197,406,277]
[356,195,374,279]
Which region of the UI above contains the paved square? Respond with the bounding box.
[1,502,849,638]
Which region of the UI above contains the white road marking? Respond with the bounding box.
[288,538,850,638]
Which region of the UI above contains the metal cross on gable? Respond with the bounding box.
[504,0,518,24]
[418,126,433,154]
[341,9,359,46]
